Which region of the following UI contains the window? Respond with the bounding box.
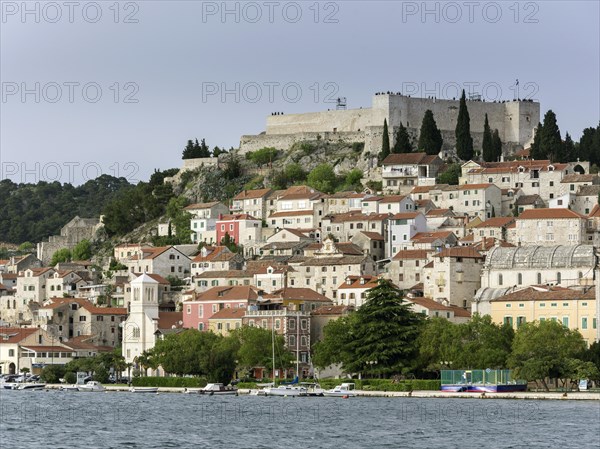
[198,307,203,318]
[289,335,296,347]
[516,316,526,328]
[301,319,308,330]
[8,349,14,357]
[517,273,522,285]
[498,274,503,286]
[582,317,588,329]
[275,319,281,330]
[212,304,218,313]
[562,317,569,327]
[537,273,542,284]
[503,316,513,327]
[540,303,546,308]
[289,318,296,330]
[198,323,204,331]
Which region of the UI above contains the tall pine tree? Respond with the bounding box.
[540,110,563,162]
[379,119,391,161]
[392,122,413,153]
[530,123,544,160]
[455,90,474,161]
[182,139,195,159]
[418,110,443,155]
[482,114,494,162]
[492,129,503,162]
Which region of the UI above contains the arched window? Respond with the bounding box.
[517,273,522,285]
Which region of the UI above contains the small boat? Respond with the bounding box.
[323,383,356,397]
[129,387,159,393]
[301,382,325,397]
[0,382,19,390]
[16,383,46,391]
[198,383,238,396]
[264,385,308,397]
[60,385,80,392]
[77,381,105,392]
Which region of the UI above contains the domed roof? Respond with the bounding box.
[485,245,595,270]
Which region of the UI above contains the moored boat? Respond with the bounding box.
[301,382,325,397]
[16,383,46,391]
[323,383,356,397]
[129,387,159,393]
[198,383,238,395]
[263,385,308,397]
[77,381,105,392]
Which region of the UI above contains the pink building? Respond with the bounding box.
[216,214,262,246]
[182,286,261,331]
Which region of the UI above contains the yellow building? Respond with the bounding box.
[489,286,597,344]
[208,307,244,336]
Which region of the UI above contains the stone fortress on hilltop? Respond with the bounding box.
[240,93,540,158]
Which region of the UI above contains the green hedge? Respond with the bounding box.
[317,379,440,391]
[132,377,207,388]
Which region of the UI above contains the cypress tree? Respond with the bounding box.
[418,110,443,155]
[392,122,413,153]
[530,123,544,160]
[492,129,503,162]
[380,119,391,161]
[182,139,195,159]
[482,114,494,162]
[540,110,563,162]
[563,133,576,162]
[455,90,474,161]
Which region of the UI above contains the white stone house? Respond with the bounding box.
[387,212,428,256]
[381,153,443,194]
[231,188,273,221]
[512,208,587,246]
[185,201,230,244]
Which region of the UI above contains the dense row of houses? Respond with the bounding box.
[1,156,599,378]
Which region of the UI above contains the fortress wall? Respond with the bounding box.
[240,131,366,154]
[265,109,374,135]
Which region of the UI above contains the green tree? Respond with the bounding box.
[416,317,460,372]
[284,163,307,183]
[247,147,278,166]
[529,123,544,159]
[348,279,424,376]
[437,163,461,185]
[307,164,336,193]
[72,239,92,261]
[418,110,443,155]
[204,335,240,384]
[220,232,238,252]
[343,169,363,190]
[312,314,358,370]
[182,139,196,159]
[492,128,503,162]
[455,90,474,160]
[17,242,34,252]
[392,122,413,153]
[222,154,242,180]
[40,365,66,383]
[579,124,600,166]
[481,114,494,162]
[508,320,586,391]
[379,119,391,161]
[232,325,293,375]
[50,248,72,265]
[166,196,193,243]
[540,110,564,162]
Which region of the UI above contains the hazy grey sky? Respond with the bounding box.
[1,1,598,184]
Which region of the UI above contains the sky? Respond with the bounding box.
[1,1,599,185]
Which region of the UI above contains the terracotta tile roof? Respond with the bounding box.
[435,247,483,259]
[338,275,379,289]
[193,270,255,279]
[474,217,516,228]
[472,238,515,251]
[218,213,260,221]
[382,153,441,165]
[516,194,543,206]
[576,185,600,197]
[270,210,313,218]
[379,195,408,203]
[458,183,495,190]
[392,250,432,260]
[560,174,598,183]
[157,312,184,330]
[589,204,600,218]
[189,286,260,302]
[300,255,368,266]
[325,211,389,223]
[63,335,99,350]
[459,234,474,243]
[0,273,16,279]
[233,188,272,200]
[278,185,323,201]
[326,191,364,199]
[518,208,586,220]
[0,260,9,265]
[261,241,307,250]
[411,231,455,243]
[407,296,453,311]
[0,327,39,343]
[184,202,222,210]
[426,208,454,217]
[356,231,384,241]
[192,246,230,263]
[390,212,421,219]
[424,261,434,268]
[275,228,313,239]
[270,287,332,302]
[411,184,448,194]
[209,307,246,320]
[491,286,595,302]
[311,305,354,316]
[140,273,170,284]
